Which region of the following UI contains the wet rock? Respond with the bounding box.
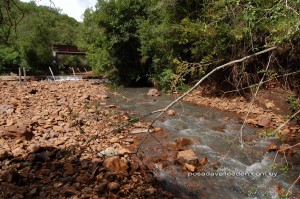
[175,137,193,148]
[198,157,208,166]
[147,88,160,97]
[177,149,198,165]
[183,163,196,172]
[255,115,272,127]
[103,156,128,175]
[167,109,176,116]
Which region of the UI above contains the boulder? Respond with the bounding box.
[147,88,160,97]
[103,156,128,175]
[177,149,198,165]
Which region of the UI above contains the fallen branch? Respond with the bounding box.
[239,53,273,147]
[134,46,277,154]
[150,46,277,126]
[221,71,300,95]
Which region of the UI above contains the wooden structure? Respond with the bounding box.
[52,44,86,56]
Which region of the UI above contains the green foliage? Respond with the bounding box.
[0,1,80,74]
[287,96,299,112]
[79,0,150,85]
[0,46,20,73]
[258,129,281,139]
[78,0,300,90]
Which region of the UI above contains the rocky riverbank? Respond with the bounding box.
[184,87,300,150]
[0,81,173,198]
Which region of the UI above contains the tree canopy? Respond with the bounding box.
[0,0,80,74]
[80,0,300,90]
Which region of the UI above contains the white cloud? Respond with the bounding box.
[20,0,97,22]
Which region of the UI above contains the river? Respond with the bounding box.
[108,87,300,199]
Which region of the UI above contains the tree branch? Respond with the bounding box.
[149,46,278,126]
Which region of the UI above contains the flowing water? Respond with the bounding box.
[109,88,299,198]
[45,75,83,81]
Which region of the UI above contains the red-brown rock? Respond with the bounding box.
[103,156,128,175]
[177,149,198,165]
[175,137,193,148]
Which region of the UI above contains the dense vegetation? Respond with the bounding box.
[0,0,81,74]
[79,0,300,91]
[1,0,299,92]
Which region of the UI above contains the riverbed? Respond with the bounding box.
[108,87,300,198]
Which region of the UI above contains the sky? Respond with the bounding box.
[20,0,97,22]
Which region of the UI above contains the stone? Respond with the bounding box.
[255,115,272,127]
[62,187,81,197]
[0,105,15,114]
[130,128,149,134]
[103,156,128,175]
[54,139,66,146]
[0,169,20,183]
[2,125,34,140]
[97,147,117,158]
[147,88,160,97]
[53,125,64,132]
[27,144,41,153]
[175,137,193,148]
[198,157,208,166]
[145,188,157,196]
[267,144,277,151]
[167,109,176,116]
[109,137,119,143]
[265,101,275,109]
[0,149,11,160]
[12,147,23,157]
[117,148,131,156]
[108,182,120,191]
[64,163,75,176]
[177,149,198,165]
[183,163,196,172]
